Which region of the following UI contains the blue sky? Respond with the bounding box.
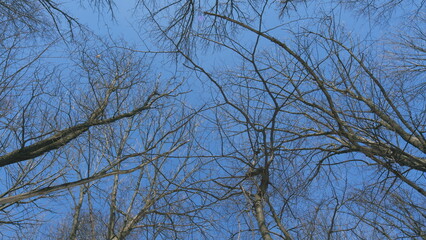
[1,1,425,239]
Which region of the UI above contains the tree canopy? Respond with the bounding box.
[0,0,425,239]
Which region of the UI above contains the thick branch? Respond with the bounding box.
[0,92,158,167]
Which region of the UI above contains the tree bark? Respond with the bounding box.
[254,193,273,240]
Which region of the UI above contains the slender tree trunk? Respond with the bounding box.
[107,173,119,239]
[253,167,274,240]
[70,186,85,240]
[254,193,273,240]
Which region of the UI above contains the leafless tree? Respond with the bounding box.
[1,0,426,239]
[0,6,201,236]
[136,0,425,239]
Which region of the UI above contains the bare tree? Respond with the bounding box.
[0,1,215,239]
[0,17,199,237]
[136,0,425,239]
[1,0,426,239]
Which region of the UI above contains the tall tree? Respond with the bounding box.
[1,0,425,239]
[0,2,200,237]
[137,0,425,238]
